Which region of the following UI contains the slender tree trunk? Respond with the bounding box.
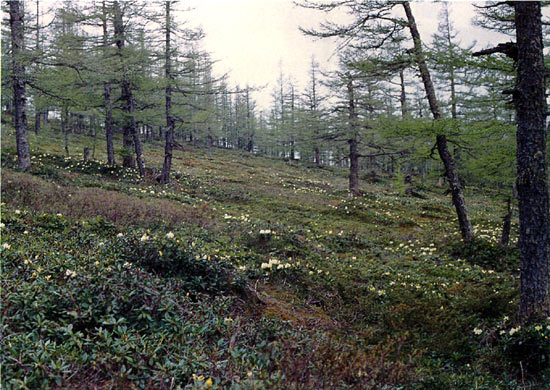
[33,0,41,136]
[104,83,115,165]
[349,138,359,194]
[314,147,320,166]
[445,15,458,120]
[514,2,550,319]
[102,0,115,165]
[399,68,407,118]
[403,1,473,242]
[347,78,360,196]
[129,97,145,177]
[9,0,31,171]
[62,106,69,157]
[114,1,135,169]
[161,0,174,184]
[500,197,512,247]
[449,68,457,120]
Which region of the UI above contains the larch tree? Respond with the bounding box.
[160,0,175,184]
[513,2,549,319]
[401,1,473,242]
[113,0,144,175]
[299,0,474,241]
[33,0,41,135]
[302,56,326,166]
[101,0,115,165]
[8,0,32,171]
[473,1,550,319]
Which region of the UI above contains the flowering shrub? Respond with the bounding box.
[0,140,544,388]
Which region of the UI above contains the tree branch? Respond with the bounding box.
[472,42,517,61]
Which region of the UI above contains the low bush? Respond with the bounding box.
[2,170,211,227]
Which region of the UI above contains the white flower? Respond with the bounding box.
[117,233,124,238]
[260,262,271,269]
[473,328,483,335]
[2,243,11,249]
[166,231,175,239]
[259,229,272,235]
[15,210,21,214]
[65,269,77,278]
[0,223,5,228]
[98,242,104,246]
[140,234,149,242]
[56,213,62,217]
[509,326,521,336]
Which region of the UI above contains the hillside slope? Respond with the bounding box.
[1,129,549,389]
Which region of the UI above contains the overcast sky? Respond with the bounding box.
[184,1,510,110]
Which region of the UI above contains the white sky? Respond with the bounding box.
[185,0,511,110]
[31,0,519,111]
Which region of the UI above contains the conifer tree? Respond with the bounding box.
[8,0,31,171]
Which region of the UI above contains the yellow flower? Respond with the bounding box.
[205,377,213,388]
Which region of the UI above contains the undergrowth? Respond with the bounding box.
[1,128,549,389]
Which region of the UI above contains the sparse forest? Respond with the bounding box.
[1,1,549,389]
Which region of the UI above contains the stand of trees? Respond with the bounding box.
[3,0,549,319]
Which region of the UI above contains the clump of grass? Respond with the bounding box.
[2,170,212,227]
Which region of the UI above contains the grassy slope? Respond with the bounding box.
[1,127,549,390]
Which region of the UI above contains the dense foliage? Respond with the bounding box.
[1,129,549,389]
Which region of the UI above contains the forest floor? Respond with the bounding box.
[1,127,549,389]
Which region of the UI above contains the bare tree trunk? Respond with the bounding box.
[102,0,115,166]
[62,106,69,157]
[104,83,115,165]
[314,147,320,166]
[399,68,407,118]
[130,102,145,177]
[347,78,360,196]
[514,2,550,319]
[245,88,254,153]
[500,197,512,247]
[349,138,359,195]
[161,0,174,184]
[403,1,473,242]
[9,0,31,171]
